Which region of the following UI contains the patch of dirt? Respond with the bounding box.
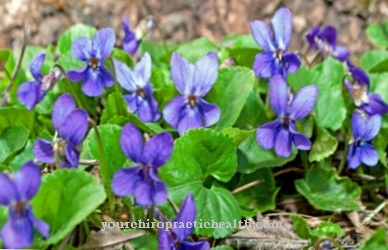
[1,0,388,61]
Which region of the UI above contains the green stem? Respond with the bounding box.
[337,140,349,175]
[107,57,121,93]
[54,64,84,109]
[147,205,154,233]
[89,118,115,217]
[155,23,169,58]
[301,151,308,173]
[83,220,90,239]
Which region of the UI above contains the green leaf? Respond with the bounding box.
[206,67,255,130]
[366,21,388,47]
[111,48,134,68]
[31,169,106,245]
[57,24,97,54]
[295,167,361,211]
[360,50,388,72]
[315,221,344,238]
[233,90,268,130]
[360,228,388,250]
[101,92,160,134]
[234,168,279,217]
[0,126,29,164]
[220,127,255,147]
[159,129,240,238]
[176,38,218,63]
[237,133,297,174]
[85,124,127,184]
[288,59,347,131]
[139,41,173,67]
[211,246,235,250]
[308,123,338,162]
[374,128,388,167]
[290,215,319,241]
[127,231,158,250]
[0,108,35,133]
[9,140,35,171]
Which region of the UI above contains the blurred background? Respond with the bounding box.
[1,0,388,59]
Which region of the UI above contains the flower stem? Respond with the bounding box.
[231,179,264,194]
[52,132,61,169]
[89,118,115,217]
[54,64,84,109]
[107,57,121,94]
[301,151,309,173]
[338,129,349,175]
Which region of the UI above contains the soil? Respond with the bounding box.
[1,0,388,62]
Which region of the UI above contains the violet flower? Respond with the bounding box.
[306,26,349,62]
[122,15,141,55]
[163,52,220,135]
[256,75,318,157]
[158,193,210,250]
[250,7,301,78]
[347,112,381,169]
[66,28,115,97]
[17,53,61,110]
[112,123,173,206]
[0,161,49,249]
[114,52,161,122]
[33,94,88,168]
[344,65,388,116]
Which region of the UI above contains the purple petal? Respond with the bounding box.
[114,59,143,91]
[59,109,89,146]
[319,26,337,49]
[180,241,211,250]
[92,28,115,59]
[81,67,114,97]
[33,139,55,163]
[333,45,349,62]
[29,53,45,81]
[112,166,141,196]
[120,123,144,163]
[65,144,80,168]
[158,228,174,250]
[52,93,76,132]
[306,27,320,49]
[347,144,361,169]
[271,7,292,50]
[163,96,186,130]
[0,173,17,206]
[17,81,43,110]
[71,37,92,61]
[177,107,204,135]
[193,52,219,97]
[197,99,220,127]
[351,112,366,140]
[250,20,275,51]
[274,128,292,157]
[270,75,289,117]
[349,67,370,87]
[364,93,388,116]
[284,53,301,73]
[253,51,277,78]
[1,210,34,249]
[29,211,49,238]
[289,84,318,120]
[256,120,281,150]
[171,52,195,95]
[13,161,41,201]
[172,193,196,241]
[66,66,88,83]
[149,169,167,204]
[289,123,311,150]
[134,179,153,206]
[142,132,173,168]
[134,52,152,82]
[359,144,378,167]
[123,38,140,55]
[364,115,381,141]
[136,84,161,122]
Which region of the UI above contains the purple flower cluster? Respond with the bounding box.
[158,193,210,250]
[17,53,61,110]
[0,162,49,249]
[33,93,89,168]
[112,123,173,206]
[250,8,301,78]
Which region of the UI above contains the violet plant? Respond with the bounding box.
[0,5,387,250]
